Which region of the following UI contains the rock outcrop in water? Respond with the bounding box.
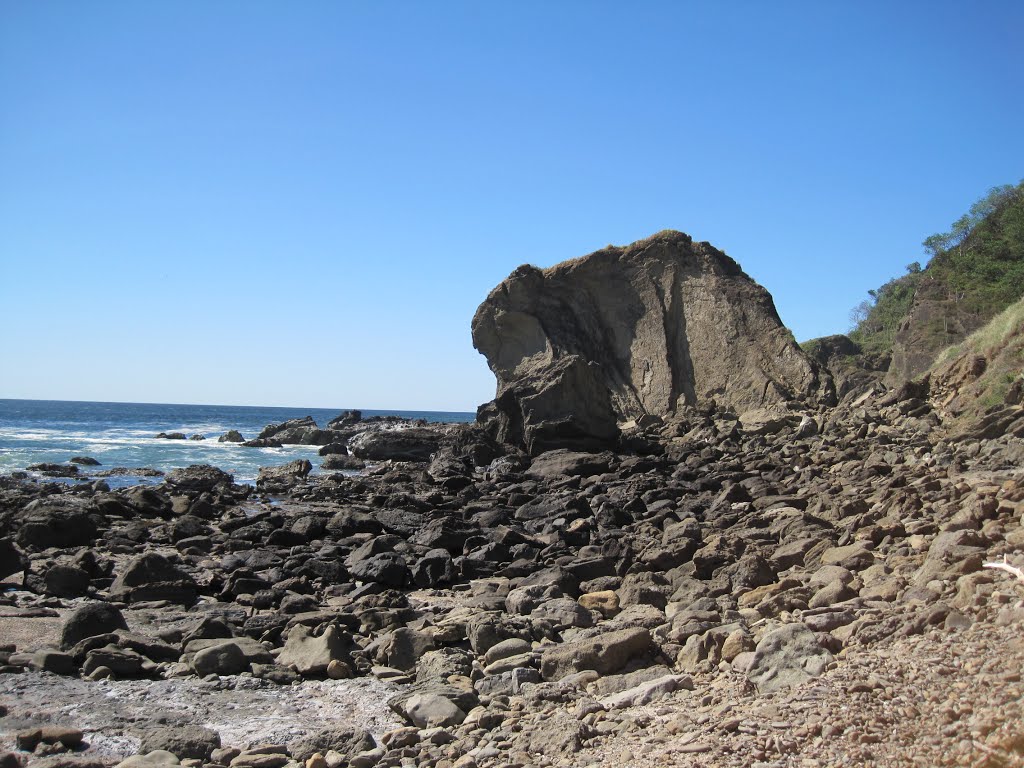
[472,230,824,454]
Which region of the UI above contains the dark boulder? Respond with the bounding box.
[171,515,211,543]
[122,486,173,517]
[243,437,283,448]
[258,416,317,440]
[93,466,164,478]
[318,442,349,456]
[69,456,101,466]
[60,603,129,650]
[109,552,198,605]
[256,460,312,492]
[525,449,613,479]
[218,430,245,443]
[0,539,27,580]
[410,517,476,555]
[43,564,91,597]
[349,428,444,462]
[321,455,366,471]
[16,499,98,550]
[411,549,457,587]
[257,417,337,445]
[26,463,79,477]
[349,552,408,587]
[164,464,234,493]
[326,410,363,430]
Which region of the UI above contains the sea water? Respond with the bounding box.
[0,399,475,487]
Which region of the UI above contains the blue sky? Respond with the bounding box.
[2,2,1022,411]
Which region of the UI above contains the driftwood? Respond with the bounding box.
[983,556,1024,585]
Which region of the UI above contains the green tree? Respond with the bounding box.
[851,179,1024,358]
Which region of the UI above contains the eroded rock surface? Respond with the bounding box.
[472,230,824,453]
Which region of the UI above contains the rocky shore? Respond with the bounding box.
[2,232,1023,768]
[2,387,1023,768]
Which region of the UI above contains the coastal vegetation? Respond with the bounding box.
[848,180,1024,358]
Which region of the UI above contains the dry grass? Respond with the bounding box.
[933,297,1024,368]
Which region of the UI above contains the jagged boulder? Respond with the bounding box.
[472,230,822,454]
[164,464,234,494]
[109,553,198,605]
[256,459,312,492]
[256,417,337,445]
[348,428,444,462]
[16,498,98,550]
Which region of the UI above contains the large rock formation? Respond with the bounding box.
[472,230,822,453]
[885,287,990,387]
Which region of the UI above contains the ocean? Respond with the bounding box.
[0,399,475,487]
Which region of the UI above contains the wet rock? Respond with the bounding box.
[242,438,283,448]
[218,430,245,443]
[164,464,234,493]
[26,462,80,477]
[256,460,312,492]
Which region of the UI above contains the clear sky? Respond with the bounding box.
[2,2,1022,411]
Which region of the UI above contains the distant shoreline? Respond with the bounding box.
[0,397,477,419]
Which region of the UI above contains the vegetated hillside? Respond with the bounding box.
[927,295,1024,439]
[845,180,1024,385]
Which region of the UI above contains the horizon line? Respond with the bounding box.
[0,396,479,415]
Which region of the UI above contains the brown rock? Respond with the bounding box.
[472,230,824,453]
[539,627,652,681]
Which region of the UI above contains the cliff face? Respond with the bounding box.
[924,297,1024,440]
[472,230,824,453]
[885,280,992,387]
